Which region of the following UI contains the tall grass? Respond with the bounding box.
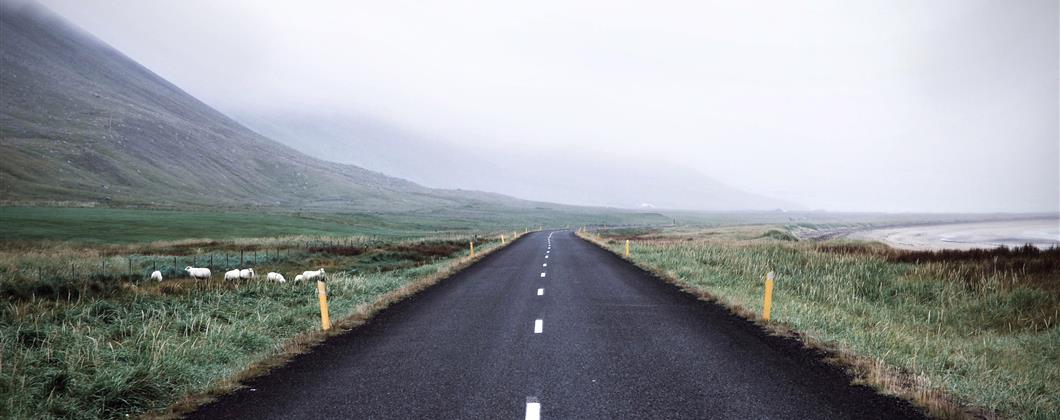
[584,227,1059,419]
[0,234,505,418]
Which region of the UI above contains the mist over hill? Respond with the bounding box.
[0,0,540,212]
[234,111,796,211]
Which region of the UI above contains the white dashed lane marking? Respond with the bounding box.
[542,263,547,267]
[537,288,544,296]
[525,397,541,420]
[540,272,546,277]
[534,319,543,333]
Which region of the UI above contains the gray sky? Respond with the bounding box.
[38,0,1059,212]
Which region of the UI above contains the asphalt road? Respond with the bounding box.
[189,231,925,419]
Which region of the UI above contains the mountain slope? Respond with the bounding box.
[0,0,527,211]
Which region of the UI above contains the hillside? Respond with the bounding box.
[0,1,532,212]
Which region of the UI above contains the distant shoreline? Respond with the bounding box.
[840,218,1060,251]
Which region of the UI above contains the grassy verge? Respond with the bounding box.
[580,226,1059,419]
[0,233,514,419]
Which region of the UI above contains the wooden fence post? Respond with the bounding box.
[317,279,331,330]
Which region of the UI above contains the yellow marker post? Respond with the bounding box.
[501,234,506,244]
[469,241,475,257]
[762,271,775,321]
[317,279,332,330]
[513,231,517,239]
[625,239,630,257]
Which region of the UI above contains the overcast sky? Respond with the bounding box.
[37,0,1059,212]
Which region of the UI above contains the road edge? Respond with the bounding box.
[575,230,994,420]
[149,233,530,419]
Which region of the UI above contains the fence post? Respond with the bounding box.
[763,271,775,321]
[240,250,244,267]
[317,279,332,330]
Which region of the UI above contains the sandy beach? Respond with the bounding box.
[847,218,1060,250]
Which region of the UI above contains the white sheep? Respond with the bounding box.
[224,269,241,281]
[184,266,211,280]
[267,272,286,283]
[239,268,256,280]
[294,274,304,282]
[301,268,326,282]
[150,270,163,281]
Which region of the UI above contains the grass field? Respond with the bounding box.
[0,231,510,418]
[0,206,670,243]
[584,226,1059,419]
[0,207,389,243]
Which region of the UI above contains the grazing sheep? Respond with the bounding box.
[267,272,285,283]
[184,266,211,280]
[294,274,304,282]
[239,268,256,280]
[224,269,241,281]
[150,270,163,281]
[301,268,326,282]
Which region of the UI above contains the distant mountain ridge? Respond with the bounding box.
[235,111,798,211]
[0,0,532,211]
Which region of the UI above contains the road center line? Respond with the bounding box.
[526,397,541,420]
[534,319,543,333]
